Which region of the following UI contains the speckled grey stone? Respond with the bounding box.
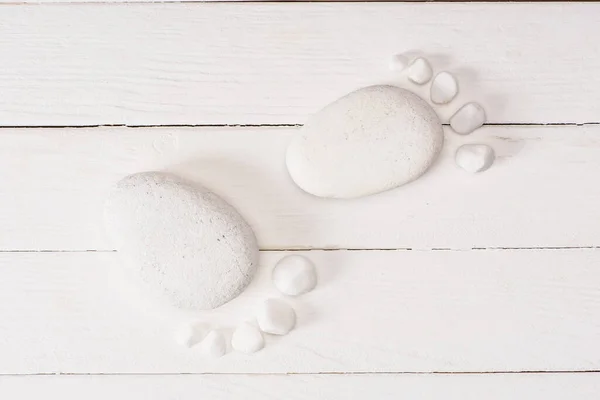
[104,172,259,310]
[286,85,444,198]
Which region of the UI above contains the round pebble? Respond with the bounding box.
[286,85,443,198]
[407,57,433,85]
[389,54,409,72]
[257,298,296,335]
[200,330,227,358]
[231,322,265,354]
[104,172,259,311]
[450,103,486,135]
[455,144,495,173]
[430,71,458,104]
[174,321,208,348]
[272,255,317,296]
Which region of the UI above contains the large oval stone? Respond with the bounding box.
[104,172,259,310]
[286,85,443,198]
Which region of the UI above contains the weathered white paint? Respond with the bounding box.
[1,1,598,392]
[0,126,598,250]
[1,249,600,374]
[1,374,600,399]
[0,3,598,125]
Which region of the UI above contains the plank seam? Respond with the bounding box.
[0,122,598,130]
[0,1,588,5]
[2,370,600,377]
[1,246,600,253]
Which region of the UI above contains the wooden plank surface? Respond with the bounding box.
[0,125,599,251]
[1,249,600,374]
[0,0,569,3]
[0,3,598,125]
[2,374,600,399]
[1,0,598,391]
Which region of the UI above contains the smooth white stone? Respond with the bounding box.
[231,322,264,354]
[407,57,433,85]
[455,144,495,173]
[257,298,296,335]
[430,71,458,104]
[389,54,409,72]
[174,321,208,348]
[200,330,227,358]
[450,102,486,135]
[104,172,259,311]
[286,85,443,198]
[272,255,317,296]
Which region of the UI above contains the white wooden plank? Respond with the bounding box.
[0,125,599,251]
[0,3,598,125]
[0,0,451,3]
[2,374,600,400]
[1,249,600,373]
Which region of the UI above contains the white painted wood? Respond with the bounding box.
[0,126,599,250]
[2,374,600,399]
[0,3,598,125]
[2,249,600,373]
[1,2,598,385]
[0,0,462,2]
[35,0,462,1]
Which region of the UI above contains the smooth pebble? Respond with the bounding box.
[286,85,443,198]
[430,71,458,104]
[257,298,296,335]
[231,322,265,354]
[450,103,486,135]
[104,172,259,311]
[389,54,409,72]
[407,57,433,84]
[272,255,317,296]
[200,330,228,358]
[455,144,495,173]
[174,321,208,348]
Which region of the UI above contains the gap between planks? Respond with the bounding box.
[0,1,590,6]
[4,370,600,377]
[2,246,600,253]
[0,123,599,129]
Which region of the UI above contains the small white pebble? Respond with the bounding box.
[200,330,227,358]
[389,54,409,72]
[174,321,208,348]
[450,102,486,135]
[455,144,495,173]
[407,57,433,85]
[430,71,458,104]
[231,322,264,354]
[257,298,296,335]
[272,255,317,296]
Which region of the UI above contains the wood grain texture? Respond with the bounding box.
[1,249,600,374]
[1,0,598,388]
[2,374,600,399]
[0,125,599,251]
[0,0,582,2]
[0,3,599,125]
